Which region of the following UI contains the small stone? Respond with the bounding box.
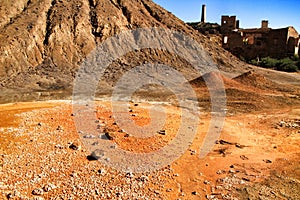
[242,177,250,182]
[157,130,166,135]
[191,191,198,195]
[204,180,210,185]
[134,103,139,106]
[125,172,134,178]
[37,123,42,126]
[105,132,116,140]
[43,183,57,192]
[88,149,105,160]
[98,169,106,175]
[229,169,235,173]
[56,126,63,131]
[124,133,131,137]
[69,142,81,150]
[55,144,64,149]
[139,175,148,182]
[263,159,272,163]
[32,196,45,200]
[83,134,96,139]
[154,190,160,194]
[230,165,235,168]
[190,150,196,155]
[240,155,249,160]
[32,188,44,195]
[7,190,20,199]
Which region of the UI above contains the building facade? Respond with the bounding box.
[221,16,300,60]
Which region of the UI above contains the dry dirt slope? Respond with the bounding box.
[0,0,252,95]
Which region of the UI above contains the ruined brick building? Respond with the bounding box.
[221,16,300,60]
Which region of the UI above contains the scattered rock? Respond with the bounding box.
[240,155,249,160]
[263,159,272,163]
[157,130,166,135]
[216,170,225,174]
[32,188,44,195]
[217,140,233,145]
[105,132,116,140]
[69,142,81,150]
[43,183,57,192]
[98,169,106,175]
[90,149,105,160]
[192,191,198,195]
[83,135,96,139]
[204,180,210,185]
[190,149,197,155]
[125,172,134,178]
[7,190,20,199]
[55,144,64,149]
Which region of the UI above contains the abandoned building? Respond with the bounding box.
[221,16,300,60]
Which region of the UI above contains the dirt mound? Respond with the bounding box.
[0,0,251,96]
[233,70,298,93]
[189,71,229,87]
[234,71,274,87]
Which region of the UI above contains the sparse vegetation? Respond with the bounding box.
[249,56,299,72]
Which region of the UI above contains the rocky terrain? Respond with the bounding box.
[0,0,255,103]
[0,0,300,199]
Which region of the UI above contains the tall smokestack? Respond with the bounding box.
[201,4,206,23]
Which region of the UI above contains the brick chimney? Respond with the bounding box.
[261,20,268,29]
[201,4,206,23]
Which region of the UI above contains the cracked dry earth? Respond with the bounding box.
[0,100,299,199]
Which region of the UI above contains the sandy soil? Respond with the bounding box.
[0,98,299,199]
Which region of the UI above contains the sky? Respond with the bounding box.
[152,0,300,32]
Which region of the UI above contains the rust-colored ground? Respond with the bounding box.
[0,98,299,199]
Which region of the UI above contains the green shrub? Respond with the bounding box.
[260,57,278,68]
[275,58,298,72]
[248,56,299,72]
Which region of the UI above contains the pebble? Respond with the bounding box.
[98,169,106,175]
[216,170,225,174]
[263,159,272,163]
[157,130,166,135]
[83,135,96,139]
[7,190,20,199]
[105,132,116,140]
[69,142,81,150]
[55,144,65,149]
[32,188,44,195]
[125,172,134,178]
[43,183,57,192]
[240,155,249,160]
